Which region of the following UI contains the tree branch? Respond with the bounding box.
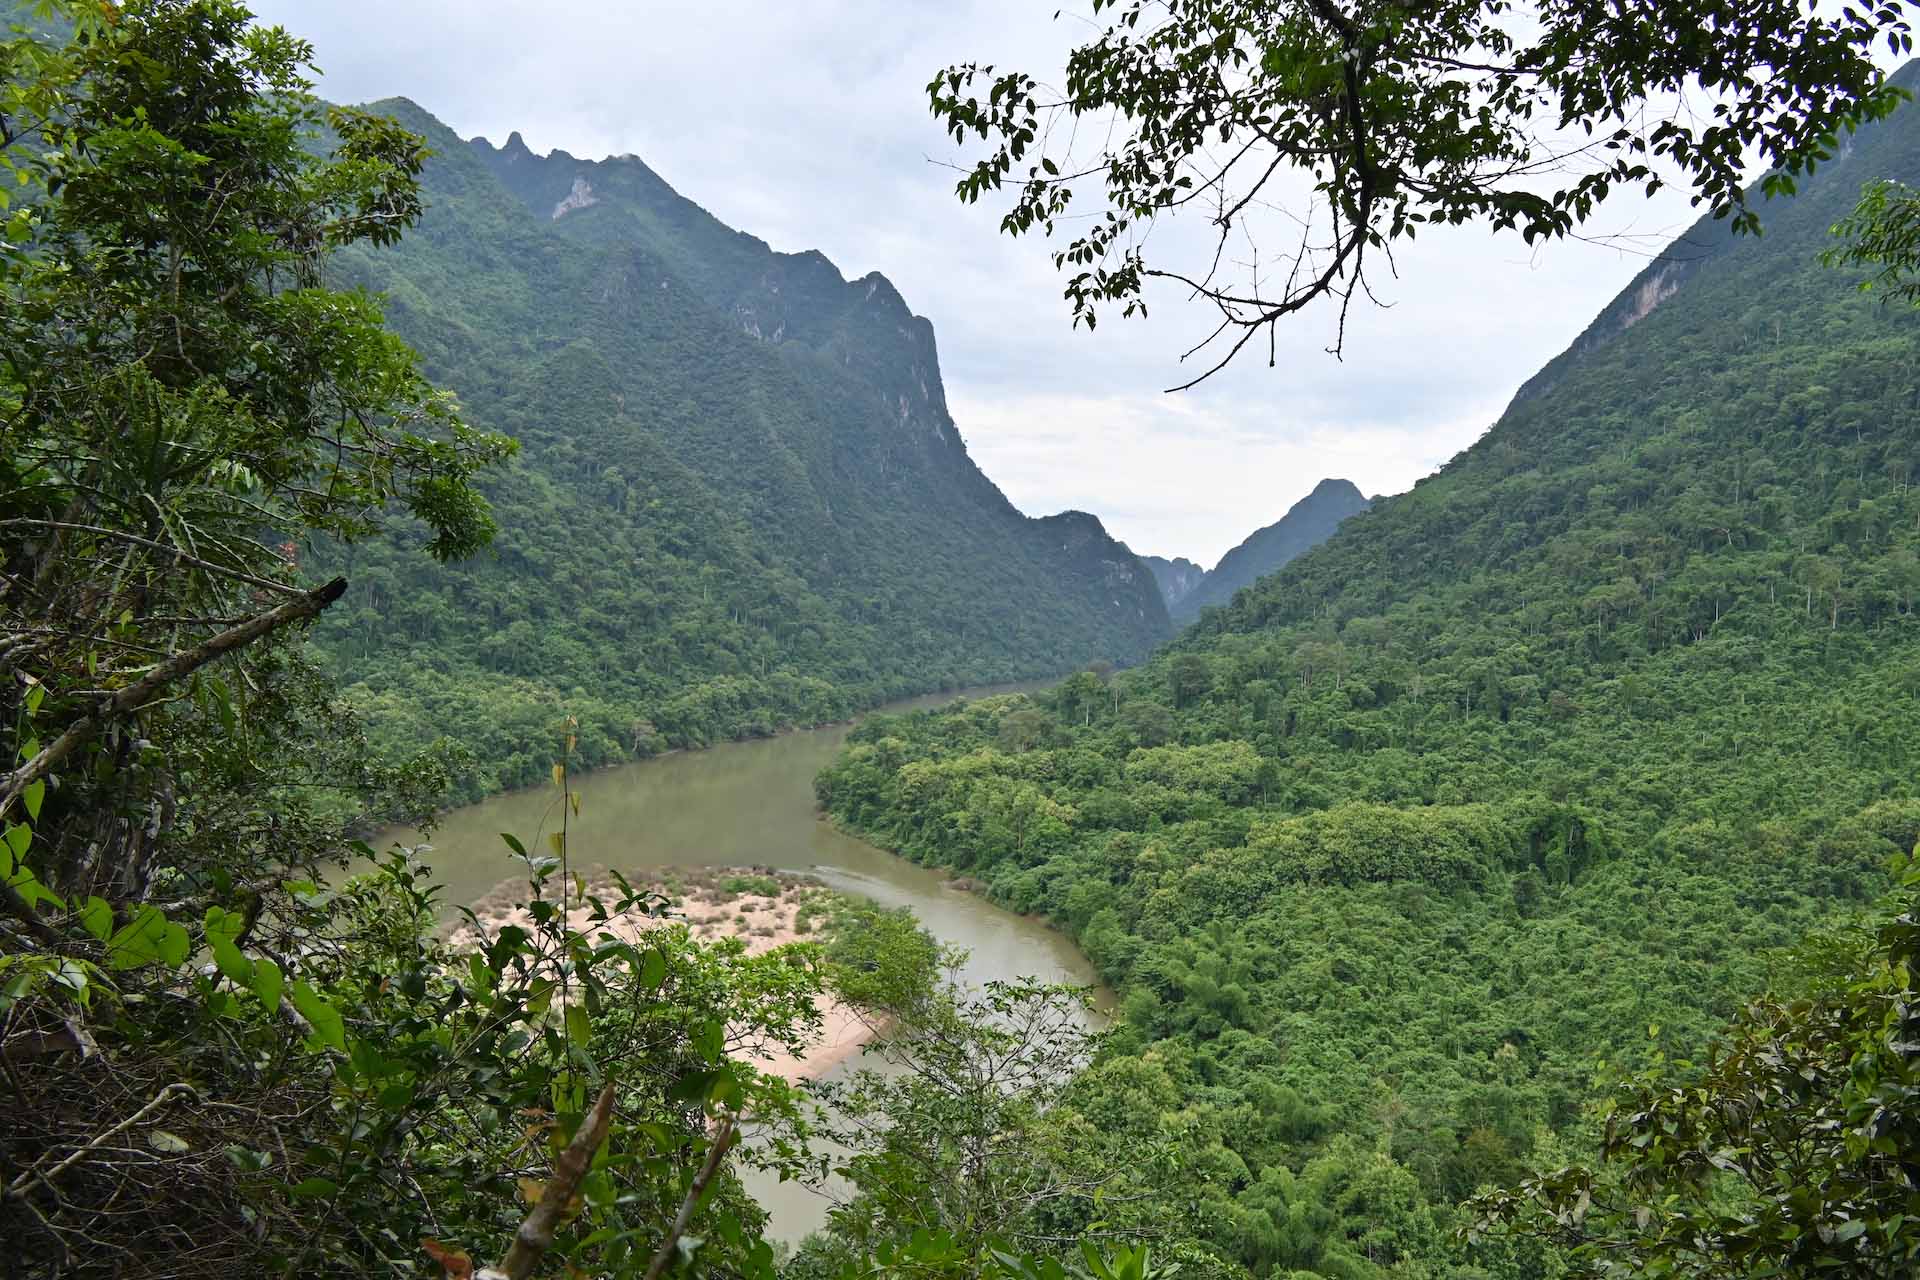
[0,577,348,823]
[485,1082,619,1280]
[5,1081,198,1199]
[0,519,306,599]
[641,1112,737,1280]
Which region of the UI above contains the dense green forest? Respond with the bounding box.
[304,105,1168,800]
[815,60,1920,1278]
[1170,479,1372,622]
[7,3,1920,1279]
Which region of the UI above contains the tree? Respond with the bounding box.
[1168,653,1212,709]
[1471,860,1920,1279]
[810,975,1164,1268]
[1,0,512,904]
[930,0,1914,382]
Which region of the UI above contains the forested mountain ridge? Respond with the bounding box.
[309,100,1169,797]
[816,61,1920,1278]
[1170,477,1371,621]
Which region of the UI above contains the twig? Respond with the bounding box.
[6,1082,198,1199]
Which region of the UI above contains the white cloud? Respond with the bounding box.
[952,390,1491,564]
[251,1,1765,562]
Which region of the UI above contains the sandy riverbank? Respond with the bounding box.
[460,866,878,1082]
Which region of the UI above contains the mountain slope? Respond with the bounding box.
[817,63,1920,1279]
[1136,552,1206,610]
[313,101,1168,797]
[1171,477,1370,621]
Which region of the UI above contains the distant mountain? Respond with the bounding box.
[312,101,1169,797]
[1170,478,1371,621]
[1137,553,1207,610]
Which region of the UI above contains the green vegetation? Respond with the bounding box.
[929,0,1913,378]
[721,873,786,901]
[9,2,1920,1279]
[1472,859,1920,1276]
[1828,177,1920,306]
[817,61,1920,1278]
[1172,480,1371,623]
[303,100,1168,801]
[0,6,799,1274]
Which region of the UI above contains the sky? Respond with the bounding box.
[252,1,1722,566]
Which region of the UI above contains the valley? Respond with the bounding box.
[305,101,1170,801]
[6,6,1920,1280]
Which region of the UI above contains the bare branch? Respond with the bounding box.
[485,1082,619,1280]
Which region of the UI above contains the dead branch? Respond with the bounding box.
[483,1082,618,1280]
[6,1082,198,1200]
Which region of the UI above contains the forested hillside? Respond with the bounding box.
[816,64,1920,1278]
[310,104,1169,797]
[1171,478,1370,621]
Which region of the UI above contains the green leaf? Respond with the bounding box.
[3,823,28,863]
[566,1002,590,1045]
[640,948,667,991]
[156,921,190,969]
[291,980,347,1053]
[6,863,62,912]
[108,906,167,970]
[203,907,252,984]
[78,896,113,942]
[251,956,283,1011]
[288,1176,338,1200]
[667,1069,720,1105]
[21,780,44,821]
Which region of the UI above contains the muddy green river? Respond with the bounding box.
[381,684,1105,1243]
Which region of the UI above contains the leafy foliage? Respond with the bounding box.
[0,8,803,1277]
[821,64,1920,1278]
[1828,177,1920,305]
[1472,859,1920,1278]
[930,0,1915,380]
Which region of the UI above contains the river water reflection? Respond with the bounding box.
[379,683,1108,1242]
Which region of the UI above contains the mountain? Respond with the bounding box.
[312,101,1169,798]
[1169,477,1370,621]
[1136,552,1206,610]
[817,63,1920,1278]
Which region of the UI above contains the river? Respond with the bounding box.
[377,683,1106,1243]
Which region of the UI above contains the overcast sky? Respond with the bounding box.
[254,1,1721,566]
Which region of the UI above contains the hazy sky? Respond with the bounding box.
[254,1,1718,565]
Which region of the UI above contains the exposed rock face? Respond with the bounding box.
[1137,554,1207,609]
[551,175,598,219]
[1620,263,1681,330]
[1173,478,1371,621]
